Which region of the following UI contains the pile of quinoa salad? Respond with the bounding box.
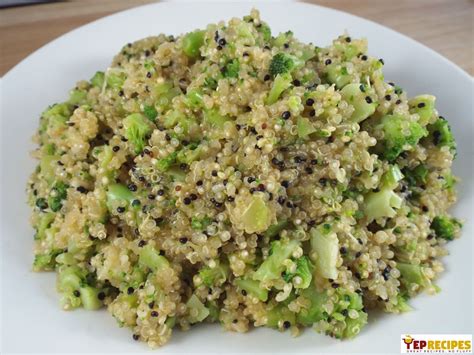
[27,9,462,348]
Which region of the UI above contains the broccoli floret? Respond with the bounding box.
[123,113,152,153]
[283,256,313,289]
[143,105,157,122]
[191,216,213,231]
[235,278,268,301]
[35,212,55,241]
[309,225,339,279]
[403,164,428,187]
[105,70,126,89]
[273,30,293,47]
[269,53,295,77]
[253,239,300,282]
[156,151,178,172]
[431,216,462,241]
[222,59,240,78]
[377,114,428,161]
[203,108,230,128]
[198,262,229,287]
[203,77,218,90]
[182,30,205,58]
[297,117,316,139]
[266,73,292,105]
[266,303,296,329]
[428,117,456,154]
[186,294,209,324]
[48,181,68,212]
[33,250,62,271]
[257,23,272,42]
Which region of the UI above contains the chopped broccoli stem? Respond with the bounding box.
[235,278,268,301]
[397,262,425,286]
[182,30,205,58]
[203,109,230,128]
[381,165,404,189]
[326,63,353,89]
[408,95,435,125]
[264,219,288,238]
[266,73,292,105]
[106,71,126,89]
[310,226,339,279]
[139,245,169,271]
[35,212,55,240]
[186,294,209,323]
[253,239,300,282]
[106,183,134,210]
[241,194,271,234]
[266,304,296,328]
[123,113,152,153]
[90,71,105,88]
[68,89,87,105]
[297,116,317,139]
[340,83,377,123]
[80,286,103,310]
[364,188,402,222]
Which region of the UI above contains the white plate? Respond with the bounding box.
[1,2,473,354]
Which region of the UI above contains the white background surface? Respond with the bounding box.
[1,2,473,354]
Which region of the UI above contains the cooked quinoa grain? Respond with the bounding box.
[27,10,462,348]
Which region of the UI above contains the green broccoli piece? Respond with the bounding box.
[156,151,178,172]
[90,71,105,88]
[143,105,158,122]
[105,70,126,89]
[191,216,213,231]
[340,83,377,123]
[267,303,296,329]
[273,30,293,47]
[186,294,209,324]
[241,194,272,234]
[397,262,426,287]
[182,30,205,58]
[431,216,461,241]
[403,164,428,187]
[330,289,368,339]
[48,181,68,212]
[222,59,240,78]
[377,114,428,161]
[139,245,169,271]
[106,183,134,211]
[203,109,230,128]
[297,117,317,139]
[264,219,288,238]
[326,63,353,89]
[363,188,402,222]
[198,262,229,287]
[35,212,55,241]
[203,77,218,90]
[266,73,292,105]
[185,89,204,108]
[235,278,268,301]
[428,117,456,154]
[296,285,328,326]
[283,256,313,289]
[258,23,272,42]
[269,53,295,77]
[68,89,87,106]
[123,113,152,153]
[381,164,404,189]
[310,225,339,279]
[408,95,436,125]
[33,250,62,271]
[253,239,300,282]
